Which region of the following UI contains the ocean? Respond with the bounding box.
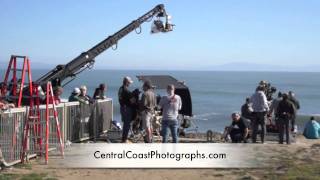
[1,69,320,132]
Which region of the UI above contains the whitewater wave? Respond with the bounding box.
[192,112,221,121]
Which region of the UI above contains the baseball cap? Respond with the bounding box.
[124,76,133,84]
[73,87,80,94]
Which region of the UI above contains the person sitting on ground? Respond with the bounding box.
[78,85,93,104]
[159,84,182,143]
[140,81,156,143]
[303,116,320,139]
[93,83,107,100]
[276,93,296,144]
[226,113,249,143]
[68,87,81,102]
[241,97,253,123]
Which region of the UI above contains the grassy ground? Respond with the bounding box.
[0,173,57,180]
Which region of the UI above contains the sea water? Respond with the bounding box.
[2,69,320,132]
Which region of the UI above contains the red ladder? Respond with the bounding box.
[21,82,42,163]
[45,81,64,164]
[1,55,32,107]
[21,82,64,164]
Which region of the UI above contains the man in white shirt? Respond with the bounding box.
[250,85,269,143]
[158,84,182,143]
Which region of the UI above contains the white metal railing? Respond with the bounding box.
[0,99,113,165]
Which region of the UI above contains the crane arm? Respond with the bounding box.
[35,4,172,87]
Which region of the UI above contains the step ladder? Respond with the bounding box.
[45,81,64,164]
[0,55,33,107]
[21,83,42,163]
[0,55,39,163]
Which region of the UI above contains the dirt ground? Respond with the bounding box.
[1,135,320,180]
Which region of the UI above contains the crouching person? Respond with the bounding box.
[227,113,249,143]
[159,84,182,143]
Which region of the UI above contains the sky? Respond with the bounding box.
[0,0,319,71]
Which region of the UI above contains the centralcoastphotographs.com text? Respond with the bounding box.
[94,150,227,162]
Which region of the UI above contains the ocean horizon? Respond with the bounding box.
[1,69,319,132]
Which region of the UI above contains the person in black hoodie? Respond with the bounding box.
[118,76,135,143]
[276,93,296,144]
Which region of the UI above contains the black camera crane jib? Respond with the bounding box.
[35,4,174,89]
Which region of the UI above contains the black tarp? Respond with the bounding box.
[136,75,192,116]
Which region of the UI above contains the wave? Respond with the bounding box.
[192,112,221,121]
[297,113,320,117]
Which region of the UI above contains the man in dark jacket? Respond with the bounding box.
[276,93,296,144]
[118,76,135,143]
[93,83,107,100]
[68,87,81,102]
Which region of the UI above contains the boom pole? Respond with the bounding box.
[35,4,173,88]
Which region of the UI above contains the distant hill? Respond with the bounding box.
[1,60,319,72]
[200,62,320,72]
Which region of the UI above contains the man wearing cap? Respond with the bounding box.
[159,84,182,143]
[118,76,135,143]
[69,87,81,102]
[79,85,93,104]
[140,81,156,143]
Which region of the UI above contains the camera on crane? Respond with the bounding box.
[151,13,174,33]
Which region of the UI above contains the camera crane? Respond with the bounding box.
[35,4,173,89]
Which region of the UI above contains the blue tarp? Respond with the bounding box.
[303,120,320,139]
